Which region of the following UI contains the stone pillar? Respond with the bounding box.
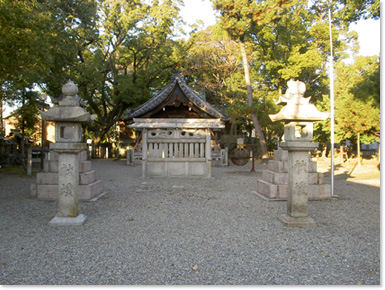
[58,152,79,217]
[127,149,134,166]
[205,128,212,178]
[279,126,319,227]
[41,80,93,226]
[142,129,148,178]
[50,143,87,218]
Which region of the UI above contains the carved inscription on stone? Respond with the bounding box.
[293,160,308,196]
[60,183,74,197]
[293,160,307,174]
[294,181,307,197]
[61,163,74,176]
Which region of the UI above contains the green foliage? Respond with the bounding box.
[1,0,187,143]
[0,0,379,146]
[0,1,50,87]
[9,89,44,142]
[333,56,380,144]
[309,0,379,25]
[68,0,186,142]
[350,56,380,107]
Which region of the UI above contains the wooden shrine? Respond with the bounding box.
[125,73,227,178]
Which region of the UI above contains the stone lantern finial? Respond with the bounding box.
[59,80,81,106]
[62,80,78,97]
[269,80,329,123]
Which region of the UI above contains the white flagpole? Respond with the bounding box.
[328,6,335,196]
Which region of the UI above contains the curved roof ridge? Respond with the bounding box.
[176,78,226,119]
[124,74,227,120]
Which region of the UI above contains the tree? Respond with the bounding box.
[184,24,284,150]
[0,0,97,136]
[211,0,292,158]
[11,90,43,142]
[307,0,379,158]
[183,25,240,111]
[334,56,380,164]
[1,0,188,144]
[37,0,187,143]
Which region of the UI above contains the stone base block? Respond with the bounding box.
[308,172,318,184]
[277,185,288,198]
[80,170,96,185]
[36,184,58,199]
[308,184,331,199]
[46,160,91,173]
[79,151,87,161]
[36,180,103,201]
[318,173,324,184]
[49,214,87,226]
[274,149,288,161]
[78,180,103,200]
[43,161,50,172]
[49,151,59,161]
[256,180,331,201]
[278,214,317,227]
[262,171,288,185]
[37,172,58,185]
[309,161,317,172]
[79,161,92,173]
[256,179,278,199]
[268,160,288,173]
[48,161,59,172]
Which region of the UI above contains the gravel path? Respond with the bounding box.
[0,160,380,285]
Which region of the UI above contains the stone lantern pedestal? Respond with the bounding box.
[48,143,87,225]
[269,80,330,227]
[278,123,319,227]
[41,81,92,226]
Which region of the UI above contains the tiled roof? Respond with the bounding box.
[124,73,227,120]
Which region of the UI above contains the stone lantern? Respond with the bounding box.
[269,80,329,227]
[41,80,92,226]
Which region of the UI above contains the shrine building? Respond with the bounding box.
[123,73,228,178]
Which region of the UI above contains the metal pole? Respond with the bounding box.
[41,115,45,170]
[39,95,48,170]
[328,6,335,196]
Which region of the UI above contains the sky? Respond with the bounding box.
[179,0,381,58]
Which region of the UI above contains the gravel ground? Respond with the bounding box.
[0,159,380,285]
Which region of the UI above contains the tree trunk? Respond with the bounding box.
[0,98,3,137]
[321,144,327,158]
[21,91,26,169]
[357,132,361,166]
[340,142,344,162]
[239,38,268,158]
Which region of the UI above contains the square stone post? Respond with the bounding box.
[142,129,148,178]
[205,128,212,178]
[49,142,87,220]
[58,152,80,217]
[279,132,318,227]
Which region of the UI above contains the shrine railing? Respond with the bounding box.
[147,138,206,160]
